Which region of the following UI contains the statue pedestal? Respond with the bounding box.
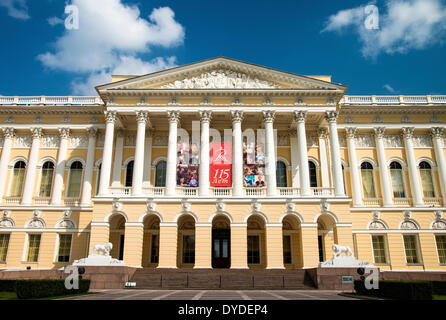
[73,254,125,266]
[319,255,370,268]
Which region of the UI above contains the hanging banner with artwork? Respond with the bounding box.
[210,142,232,187]
[243,141,266,187]
[177,141,199,187]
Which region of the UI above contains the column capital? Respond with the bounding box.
[318,127,328,139]
[431,127,444,139]
[294,110,307,122]
[167,110,181,124]
[136,111,149,124]
[262,110,276,123]
[30,127,43,139]
[231,110,244,123]
[345,127,357,139]
[88,127,98,138]
[2,127,15,139]
[373,127,386,139]
[105,111,117,123]
[58,127,70,139]
[199,110,213,123]
[324,110,339,123]
[401,127,415,139]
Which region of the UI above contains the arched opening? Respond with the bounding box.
[108,214,126,261]
[155,160,167,187]
[419,161,435,198]
[361,161,376,198]
[177,215,195,268]
[316,214,337,263]
[276,161,287,187]
[125,160,134,188]
[282,215,302,268]
[39,161,55,198]
[389,161,406,198]
[212,214,231,268]
[67,161,83,198]
[309,161,318,187]
[10,160,26,197]
[142,214,160,267]
[95,163,102,195]
[247,215,266,268]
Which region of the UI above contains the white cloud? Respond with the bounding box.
[47,16,64,26]
[322,0,446,59]
[38,0,185,95]
[383,84,395,93]
[0,0,29,19]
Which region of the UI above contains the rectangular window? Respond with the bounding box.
[420,169,435,198]
[0,234,10,262]
[10,167,25,197]
[403,235,421,264]
[390,170,406,198]
[182,235,195,264]
[67,169,83,198]
[39,167,54,197]
[247,235,260,264]
[436,235,446,264]
[150,234,159,264]
[283,235,292,265]
[26,234,41,262]
[57,234,72,263]
[371,235,387,264]
[361,169,376,198]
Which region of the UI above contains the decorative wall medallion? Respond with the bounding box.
[146,198,156,212]
[285,200,296,213]
[320,199,329,212]
[112,199,122,212]
[216,200,226,212]
[251,200,261,213]
[0,210,14,228]
[26,210,45,228]
[181,200,192,212]
[42,135,60,148]
[432,211,446,230]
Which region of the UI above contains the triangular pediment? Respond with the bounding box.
[96,57,347,93]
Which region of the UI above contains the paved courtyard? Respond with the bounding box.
[60,289,359,300]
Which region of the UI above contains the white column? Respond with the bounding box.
[346,127,362,206]
[295,111,310,196]
[165,111,180,196]
[51,128,70,205]
[132,111,148,196]
[0,128,14,204]
[402,127,424,207]
[111,129,124,188]
[199,111,212,196]
[80,128,98,206]
[142,128,153,189]
[21,128,43,205]
[231,110,244,197]
[318,128,330,189]
[289,130,300,188]
[325,111,345,196]
[98,111,117,196]
[374,127,393,206]
[431,127,446,205]
[263,111,277,196]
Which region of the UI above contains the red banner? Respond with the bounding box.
[210,142,232,187]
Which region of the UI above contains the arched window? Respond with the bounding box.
[125,160,134,187]
[10,161,26,197]
[419,161,435,198]
[276,161,287,187]
[155,161,167,187]
[95,163,102,195]
[361,162,376,198]
[309,161,318,188]
[389,161,406,198]
[67,161,83,198]
[39,161,54,197]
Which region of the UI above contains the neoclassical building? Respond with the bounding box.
[0,57,445,271]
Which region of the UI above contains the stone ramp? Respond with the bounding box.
[129,269,317,290]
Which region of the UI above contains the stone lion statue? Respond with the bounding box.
[332,244,353,258]
[92,242,113,256]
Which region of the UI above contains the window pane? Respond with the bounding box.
[283,235,292,264]
[0,234,10,262]
[403,235,420,264]
[420,169,435,198]
[247,235,260,264]
[222,239,228,258]
[155,161,167,187]
[309,162,318,187]
[39,164,54,198]
[436,235,446,264]
[213,239,220,258]
[57,234,72,262]
[125,161,134,187]
[67,168,83,198]
[10,167,26,197]
[150,235,159,263]
[182,235,195,264]
[26,234,41,262]
[390,169,406,198]
[276,161,287,187]
[372,235,387,264]
[361,169,376,198]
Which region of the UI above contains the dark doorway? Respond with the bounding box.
[119,234,125,261]
[318,235,324,262]
[212,229,230,268]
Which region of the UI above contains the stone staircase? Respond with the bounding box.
[128,268,316,290]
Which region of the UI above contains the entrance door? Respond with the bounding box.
[318,235,324,262]
[119,234,125,261]
[212,229,230,268]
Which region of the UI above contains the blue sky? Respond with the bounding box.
[0,0,445,96]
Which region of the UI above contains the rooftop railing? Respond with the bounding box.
[341,95,446,105]
[0,96,102,105]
